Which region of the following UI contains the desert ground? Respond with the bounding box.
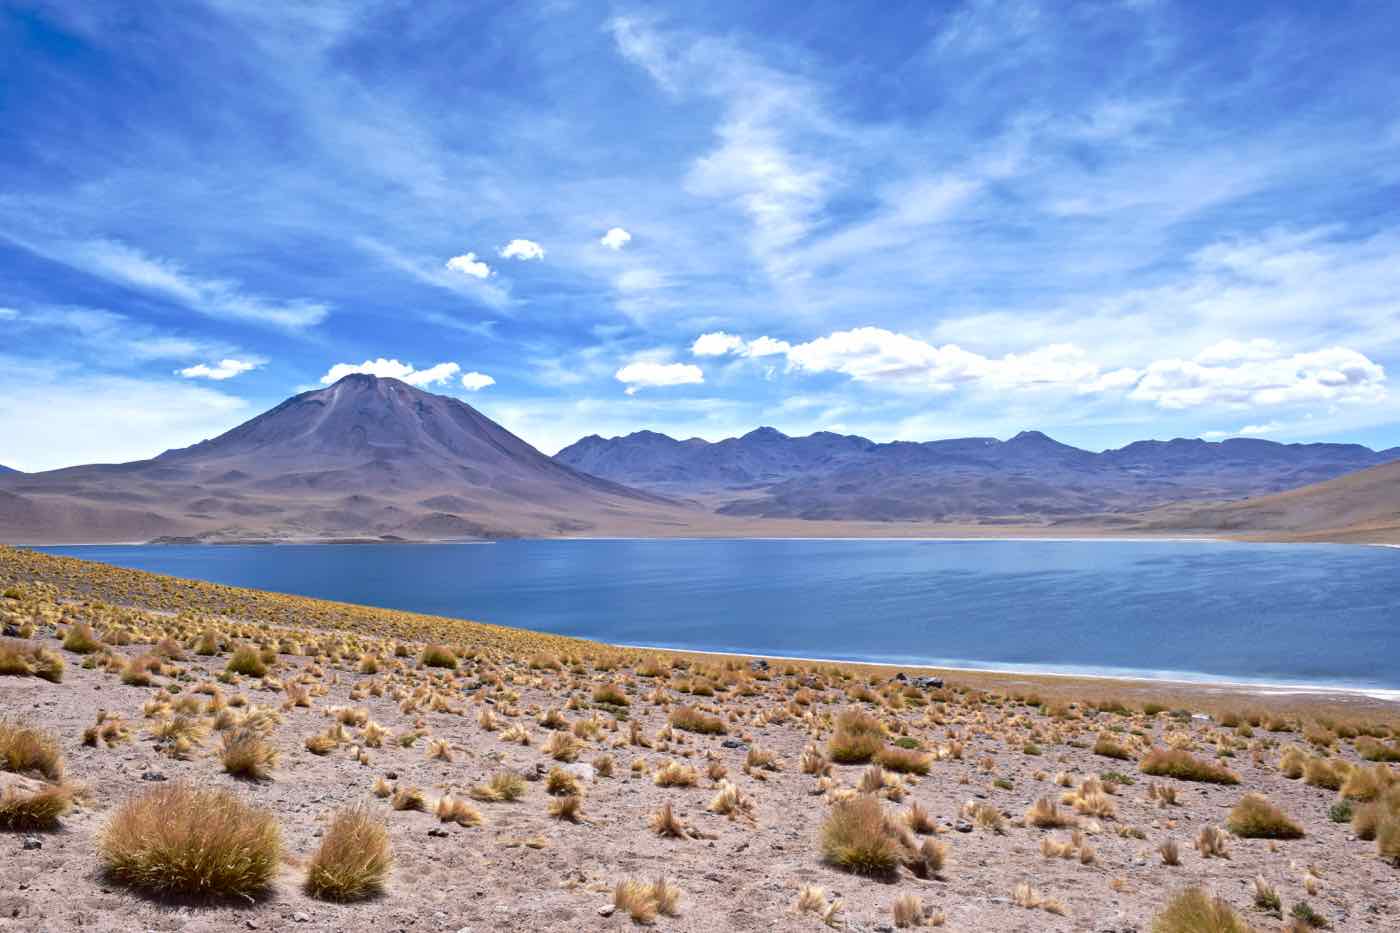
[2,546,1398,932]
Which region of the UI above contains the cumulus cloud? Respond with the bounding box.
[460,371,495,391]
[445,252,492,279]
[1129,347,1385,409]
[708,326,1389,412]
[320,358,461,387]
[692,331,746,356]
[614,360,704,395]
[177,359,260,381]
[691,331,792,358]
[498,239,545,261]
[599,227,632,250]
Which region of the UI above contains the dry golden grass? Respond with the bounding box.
[653,760,698,788]
[435,795,483,826]
[0,781,75,830]
[225,644,268,678]
[820,794,902,878]
[0,717,65,781]
[828,709,886,764]
[1094,732,1133,760]
[877,745,931,774]
[892,892,924,928]
[613,877,681,922]
[418,644,458,669]
[99,783,281,899]
[1150,887,1253,933]
[547,793,584,822]
[304,805,391,902]
[470,770,527,802]
[61,622,103,654]
[1227,793,1303,839]
[1139,748,1239,784]
[669,705,726,735]
[0,638,64,682]
[220,726,278,780]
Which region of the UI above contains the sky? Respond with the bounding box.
[3,0,1400,471]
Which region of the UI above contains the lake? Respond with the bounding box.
[38,539,1400,693]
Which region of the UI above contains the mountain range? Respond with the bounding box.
[2,375,1398,544]
[556,428,1400,522]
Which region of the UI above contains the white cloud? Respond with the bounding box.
[716,326,1390,413]
[320,358,461,388]
[498,239,545,261]
[57,239,329,329]
[1193,338,1281,366]
[745,336,792,357]
[692,331,791,359]
[177,359,260,381]
[0,307,17,320]
[1129,347,1386,409]
[692,332,746,356]
[615,267,665,292]
[614,360,704,395]
[600,227,632,250]
[1239,422,1281,436]
[445,252,492,279]
[461,371,495,391]
[0,369,252,472]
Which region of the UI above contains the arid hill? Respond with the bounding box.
[0,374,693,544]
[1142,458,1400,544]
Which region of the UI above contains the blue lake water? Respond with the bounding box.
[37,539,1400,692]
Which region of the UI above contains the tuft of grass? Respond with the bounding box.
[0,717,65,781]
[470,771,527,802]
[99,783,281,900]
[1139,748,1239,785]
[1226,793,1302,839]
[0,638,64,682]
[592,683,629,706]
[877,745,931,774]
[0,782,75,830]
[419,644,458,669]
[226,645,268,678]
[828,709,886,765]
[820,794,901,878]
[304,805,391,902]
[668,706,725,735]
[653,760,698,788]
[221,727,278,781]
[547,793,584,822]
[61,623,103,654]
[1150,888,1253,933]
[614,877,681,922]
[1094,733,1132,760]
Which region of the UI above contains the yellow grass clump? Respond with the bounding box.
[99,783,281,899]
[1226,793,1303,839]
[1139,748,1239,785]
[304,805,392,902]
[1150,887,1253,933]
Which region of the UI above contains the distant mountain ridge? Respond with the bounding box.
[556,427,1400,521]
[0,375,686,544]
[0,465,19,475]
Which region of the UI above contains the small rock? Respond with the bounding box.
[954,820,974,833]
[427,827,449,837]
[21,835,42,851]
[245,922,260,931]
[141,771,167,782]
[721,739,746,749]
[292,912,310,923]
[597,905,616,917]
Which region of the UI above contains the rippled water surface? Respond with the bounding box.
[40,539,1400,691]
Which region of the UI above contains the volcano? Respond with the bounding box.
[0,374,687,544]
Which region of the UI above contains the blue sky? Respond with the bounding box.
[3,0,1400,471]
